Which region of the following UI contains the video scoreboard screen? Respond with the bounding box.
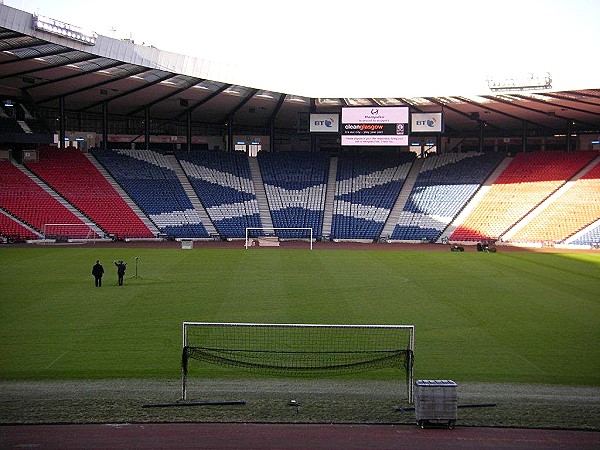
[341,107,409,146]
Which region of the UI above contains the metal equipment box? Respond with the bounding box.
[414,380,458,429]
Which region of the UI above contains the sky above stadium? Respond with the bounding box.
[4,0,600,97]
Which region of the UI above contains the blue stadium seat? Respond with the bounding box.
[391,152,503,241]
[258,152,329,238]
[176,149,261,238]
[92,149,209,238]
[332,153,414,240]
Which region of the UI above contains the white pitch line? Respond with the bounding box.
[45,351,69,369]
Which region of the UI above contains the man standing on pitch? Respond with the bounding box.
[92,260,104,287]
[114,260,127,286]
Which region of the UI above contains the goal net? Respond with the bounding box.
[245,227,313,249]
[181,322,414,403]
[42,223,99,241]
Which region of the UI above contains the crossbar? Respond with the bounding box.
[181,322,414,403]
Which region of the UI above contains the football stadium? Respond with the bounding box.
[0,1,599,448]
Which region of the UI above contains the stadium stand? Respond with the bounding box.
[25,147,154,239]
[390,152,505,242]
[0,160,93,239]
[569,220,600,247]
[177,149,262,239]
[450,150,598,242]
[3,145,599,245]
[92,148,209,239]
[0,117,24,134]
[0,209,39,242]
[258,152,329,238]
[507,158,600,244]
[332,152,414,240]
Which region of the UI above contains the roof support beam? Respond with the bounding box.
[232,89,260,115]
[126,77,204,115]
[172,84,232,122]
[144,107,150,150]
[399,98,457,133]
[481,95,598,129]
[453,96,551,130]
[37,66,149,104]
[221,89,260,124]
[510,93,600,119]
[0,31,26,40]
[0,47,72,66]
[186,109,192,152]
[58,96,65,149]
[78,72,175,111]
[537,92,600,109]
[22,60,124,91]
[102,101,108,150]
[269,94,286,152]
[0,53,97,80]
[425,97,505,132]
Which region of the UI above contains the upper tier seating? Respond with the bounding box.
[258,152,330,238]
[177,150,261,238]
[450,150,598,241]
[0,160,92,238]
[391,152,504,241]
[26,147,154,239]
[92,148,208,238]
[332,152,415,240]
[508,159,600,243]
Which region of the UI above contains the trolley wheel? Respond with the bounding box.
[447,420,455,430]
[418,420,426,429]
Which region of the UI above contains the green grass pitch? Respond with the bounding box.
[0,246,599,386]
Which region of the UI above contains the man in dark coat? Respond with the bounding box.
[115,260,127,286]
[92,260,104,287]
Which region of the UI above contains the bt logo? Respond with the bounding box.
[314,118,335,128]
[416,118,436,128]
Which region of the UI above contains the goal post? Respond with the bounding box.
[181,321,415,403]
[245,227,313,250]
[42,223,98,241]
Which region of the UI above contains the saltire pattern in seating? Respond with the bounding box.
[177,150,261,239]
[332,153,414,240]
[258,152,329,238]
[92,149,209,238]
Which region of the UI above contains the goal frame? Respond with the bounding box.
[42,222,98,241]
[181,321,414,403]
[244,227,313,250]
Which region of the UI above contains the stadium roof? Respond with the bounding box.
[0,3,599,138]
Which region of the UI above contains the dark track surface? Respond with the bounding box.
[2,423,600,450]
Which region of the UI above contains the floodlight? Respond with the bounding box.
[486,72,552,92]
[33,14,97,46]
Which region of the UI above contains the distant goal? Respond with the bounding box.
[245,227,313,250]
[42,223,99,242]
[181,321,415,403]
